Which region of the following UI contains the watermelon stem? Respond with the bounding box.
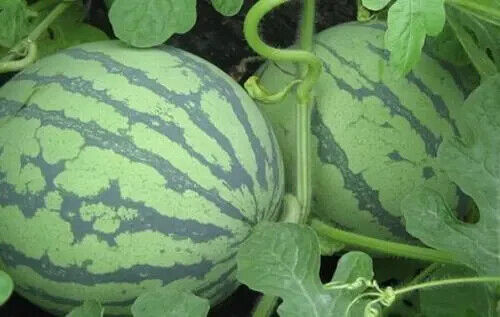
[243,0,321,226]
[244,1,320,316]
[242,0,321,105]
[309,218,459,265]
[0,0,75,72]
[295,0,316,225]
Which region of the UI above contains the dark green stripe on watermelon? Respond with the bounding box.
[311,106,413,240]
[315,41,443,157]
[0,97,254,225]
[10,251,239,307]
[364,42,461,137]
[63,47,273,193]
[11,70,260,209]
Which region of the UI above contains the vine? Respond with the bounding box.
[0,0,75,73]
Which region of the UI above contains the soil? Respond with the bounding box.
[0,0,357,316]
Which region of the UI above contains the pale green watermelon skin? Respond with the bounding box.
[255,21,468,243]
[0,41,284,315]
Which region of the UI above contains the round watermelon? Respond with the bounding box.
[254,21,469,243]
[0,41,284,315]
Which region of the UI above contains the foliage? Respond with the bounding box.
[386,0,446,75]
[237,222,373,317]
[361,0,500,76]
[131,288,209,317]
[108,0,243,47]
[402,74,500,277]
[0,0,31,49]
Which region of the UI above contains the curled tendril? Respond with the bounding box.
[323,278,396,317]
[243,0,322,105]
[244,76,302,104]
[0,40,38,73]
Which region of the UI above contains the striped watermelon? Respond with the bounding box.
[0,41,284,315]
[254,21,468,243]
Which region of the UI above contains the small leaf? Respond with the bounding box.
[211,0,243,16]
[425,22,471,66]
[331,252,373,284]
[386,0,446,75]
[109,0,196,48]
[402,74,500,276]
[236,222,374,317]
[0,271,14,306]
[131,288,209,317]
[0,0,30,48]
[420,265,496,317]
[448,0,500,26]
[446,5,499,79]
[362,0,391,11]
[66,300,104,317]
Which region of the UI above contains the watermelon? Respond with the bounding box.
[0,41,284,315]
[254,21,468,243]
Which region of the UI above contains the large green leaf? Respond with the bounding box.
[236,222,374,317]
[131,288,209,317]
[402,74,500,276]
[447,0,500,26]
[425,22,470,66]
[109,0,196,48]
[0,0,30,48]
[446,5,500,78]
[386,0,446,75]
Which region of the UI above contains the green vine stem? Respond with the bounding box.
[0,41,37,73]
[244,0,321,225]
[310,218,459,264]
[394,276,500,296]
[295,0,316,224]
[0,0,75,72]
[346,276,500,316]
[244,0,320,316]
[382,263,441,315]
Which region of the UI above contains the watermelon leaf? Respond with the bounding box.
[446,5,500,78]
[386,0,446,75]
[109,0,196,48]
[361,0,391,11]
[425,22,471,67]
[0,0,31,48]
[401,74,500,277]
[419,265,496,317]
[236,222,374,317]
[66,300,104,317]
[131,288,209,317]
[211,0,244,16]
[0,271,14,306]
[447,0,500,26]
